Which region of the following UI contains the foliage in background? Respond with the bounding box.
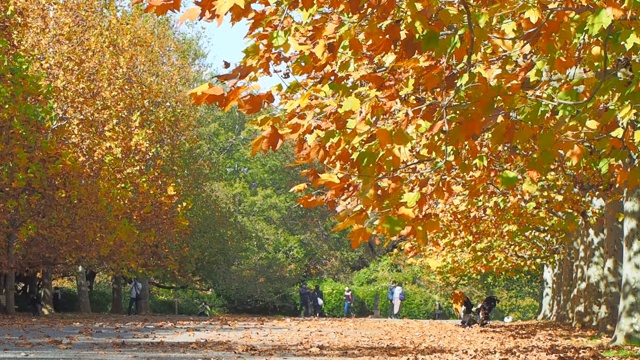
[307,255,540,320]
[177,107,375,313]
[52,278,226,316]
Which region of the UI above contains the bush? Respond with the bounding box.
[53,279,226,315]
[150,287,225,316]
[306,279,444,319]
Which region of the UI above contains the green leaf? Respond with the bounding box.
[588,9,613,35]
[598,158,610,174]
[270,30,287,47]
[382,216,406,237]
[419,30,440,51]
[499,170,519,188]
[625,31,640,50]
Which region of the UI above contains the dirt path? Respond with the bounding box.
[0,314,623,359]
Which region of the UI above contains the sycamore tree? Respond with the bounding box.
[138,0,640,343]
[6,0,202,312]
[0,7,62,314]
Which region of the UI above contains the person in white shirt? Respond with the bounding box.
[127,278,142,315]
[392,283,405,319]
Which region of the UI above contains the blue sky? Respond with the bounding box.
[174,8,282,91]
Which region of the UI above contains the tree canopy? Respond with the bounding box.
[136,0,639,272]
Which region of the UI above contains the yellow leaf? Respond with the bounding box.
[340,96,361,113]
[317,173,341,185]
[522,178,538,193]
[610,127,624,138]
[524,8,541,24]
[619,103,636,125]
[397,206,416,218]
[289,183,308,193]
[178,7,201,24]
[167,185,176,195]
[216,0,245,16]
[585,120,599,130]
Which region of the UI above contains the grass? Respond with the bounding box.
[603,349,640,358]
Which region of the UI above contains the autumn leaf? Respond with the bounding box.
[499,171,519,188]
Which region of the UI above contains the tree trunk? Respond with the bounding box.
[75,265,92,313]
[41,268,54,315]
[569,221,587,327]
[599,198,623,333]
[111,275,124,314]
[4,271,15,315]
[611,187,640,345]
[538,262,556,321]
[5,229,17,315]
[582,198,606,328]
[140,277,151,315]
[556,239,574,323]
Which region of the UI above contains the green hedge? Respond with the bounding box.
[307,279,449,319]
[53,281,225,315]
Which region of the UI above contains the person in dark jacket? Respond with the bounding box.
[387,281,396,318]
[298,283,312,317]
[311,284,324,317]
[52,287,63,313]
[30,293,42,316]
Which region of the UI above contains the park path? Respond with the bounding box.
[0,314,616,359]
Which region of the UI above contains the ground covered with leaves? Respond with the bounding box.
[0,314,634,359]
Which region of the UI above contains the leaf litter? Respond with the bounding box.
[0,315,632,359]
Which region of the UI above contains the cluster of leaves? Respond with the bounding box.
[139,0,640,278]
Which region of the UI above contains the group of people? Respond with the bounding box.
[298,283,324,317]
[387,281,405,319]
[299,281,407,319]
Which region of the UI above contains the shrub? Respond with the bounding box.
[150,287,225,316]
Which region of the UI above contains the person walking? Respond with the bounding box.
[392,282,404,319]
[127,278,142,315]
[344,287,354,317]
[52,287,63,312]
[387,281,396,318]
[298,283,312,318]
[435,301,443,320]
[312,284,324,317]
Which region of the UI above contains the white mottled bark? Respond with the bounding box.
[599,199,623,333]
[611,187,640,345]
[537,262,555,321]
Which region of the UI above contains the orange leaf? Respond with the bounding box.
[376,128,392,148]
[239,92,275,115]
[347,227,370,249]
[262,126,284,152]
[143,0,182,15]
[297,194,325,207]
